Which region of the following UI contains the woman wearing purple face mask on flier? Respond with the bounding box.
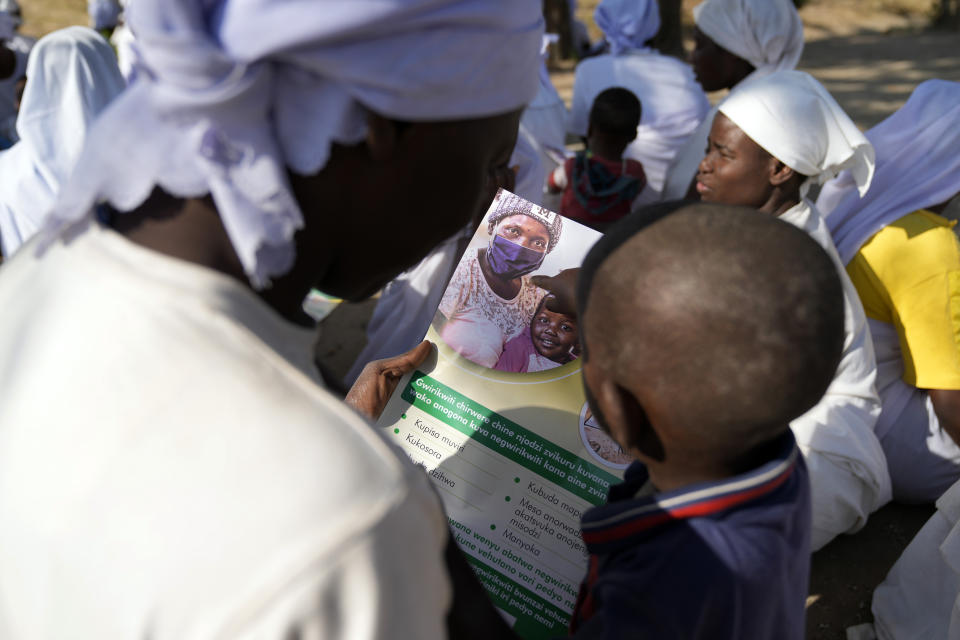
[436,191,563,368]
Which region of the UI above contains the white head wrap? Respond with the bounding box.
[0,27,125,256]
[88,0,123,31]
[694,0,803,77]
[0,0,20,30]
[594,0,661,55]
[0,14,14,39]
[817,79,960,264]
[718,70,874,199]
[46,0,543,288]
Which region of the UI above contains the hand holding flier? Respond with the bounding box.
[346,341,433,421]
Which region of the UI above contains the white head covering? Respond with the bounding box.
[0,13,14,40]
[0,0,20,30]
[718,70,874,199]
[818,80,960,264]
[88,0,123,31]
[0,27,125,256]
[694,0,803,78]
[46,0,543,289]
[594,0,661,55]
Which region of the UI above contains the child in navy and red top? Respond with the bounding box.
[560,202,845,639]
[547,87,645,231]
[444,203,844,640]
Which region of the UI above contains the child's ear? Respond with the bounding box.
[611,383,665,462]
[586,364,664,463]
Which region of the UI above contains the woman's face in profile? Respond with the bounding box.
[496,214,549,253]
[696,113,773,209]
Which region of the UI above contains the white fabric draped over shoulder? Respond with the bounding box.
[569,0,709,198]
[660,0,804,201]
[818,79,960,264]
[778,200,890,550]
[0,27,125,257]
[719,70,875,199]
[43,0,543,288]
[594,0,660,55]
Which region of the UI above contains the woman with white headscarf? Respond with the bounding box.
[817,80,960,506]
[661,0,804,200]
[695,70,890,551]
[0,0,542,637]
[88,0,139,81]
[88,0,123,31]
[0,26,125,257]
[569,0,709,203]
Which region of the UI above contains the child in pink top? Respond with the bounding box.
[494,295,579,373]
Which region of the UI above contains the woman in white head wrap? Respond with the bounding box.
[0,26,125,257]
[88,0,138,81]
[88,0,123,31]
[661,0,804,200]
[0,0,542,637]
[816,80,960,509]
[569,0,709,202]
[694,70,890,551]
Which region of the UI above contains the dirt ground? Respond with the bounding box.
[15,1,957,637]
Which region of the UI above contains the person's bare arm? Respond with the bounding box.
[930,388,960,445]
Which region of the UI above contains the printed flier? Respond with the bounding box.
[377,190,633,639]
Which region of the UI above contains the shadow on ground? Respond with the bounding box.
[806,502,935,639]
[800,28,960,128]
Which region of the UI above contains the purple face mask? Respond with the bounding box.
[487,234,546,279]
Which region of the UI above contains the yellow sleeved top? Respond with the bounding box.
[846,210,960,390]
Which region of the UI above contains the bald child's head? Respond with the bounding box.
[578,202,843,481]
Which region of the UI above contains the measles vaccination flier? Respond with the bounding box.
[377,190,633,639]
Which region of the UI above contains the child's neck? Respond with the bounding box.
[643,435,786,493]
[645,464,730,493]
[587,143,625,163]
[586,135,628,163]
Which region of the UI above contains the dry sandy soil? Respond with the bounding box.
[16,1,958,638]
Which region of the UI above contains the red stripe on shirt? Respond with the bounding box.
[581,462,796,546]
